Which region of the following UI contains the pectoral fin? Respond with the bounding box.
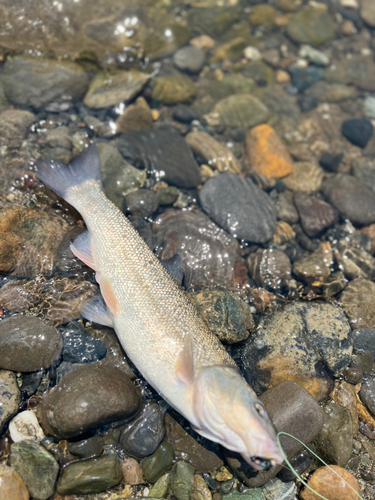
[175,333,194,386]
[100,277,119,315]
[81,295,113,327]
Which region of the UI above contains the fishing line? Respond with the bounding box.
[277,431,364,500]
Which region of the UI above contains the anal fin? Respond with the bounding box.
[175,333,194,386]
[71,231,96,270]
[81,295,113,327]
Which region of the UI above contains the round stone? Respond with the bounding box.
[342,118,373,148]
[173,46,205,73]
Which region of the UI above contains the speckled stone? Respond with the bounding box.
[334,240,375,280]
[213,94,269,129]
[0,370,21,434]
[170,461,195,500]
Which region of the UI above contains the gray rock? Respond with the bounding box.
[170,461,195,500]
[334,239,375,280]
[247,248,292,291]
[1,56,88,111]
[352,158,375,194]
[0,370,20,434]
[187,6,241,38]
[118,126,201,189]
[199,173,276,243]
[286,7,336,46]
[299,45,330,66]
[0,316,62,372]
[10,441,59,500]
[124,189,159,217]
[173,46,205,73]
[325,56,375,92]
[293,243,333,285]
[350,351,374,375]
[275,190,299,225]
[213,94,269,129]
[341,278,375,329]
[360,376,375,417]
[61,321,106,364]
[352,329,375,357]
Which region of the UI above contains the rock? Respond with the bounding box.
[153,209,249,293]
[119,402,165,459]
[352,328,375,357]
[152,74,197,105]
[38,364,141,439]
[54,226,87,275]
[0,316,62,372]
[277,452,310,482]
[249,4,277,27]
[286,7,336,46]
[247,248,291,291]
[141,442,174,483]
[299,45,330,66]
[199,173,276,243]
[187,6,241,38]
[68,435,104,459]
[185,131,242,174]
[84,115,114,137]
[149,472,170,498]
[298,95,319,113]
[0,56,88,111]
[0,464,29,500]
[289,66,324,92]
[116,97,153,133]
[300,466,360,500]
[164,413,222,474]
[319,152,343,173]
[210,38,249,64]
[155,185,180,206]
[283,162,324,194]
[213,94,269,129]
[341,278,375,329]
[322,174,375,226]
[232,302,351,400]
[275,191,299,225]
[9,411,44,444]
[173,46,205,74]
[61,321,106,364]
[121,457,145,485]
[224,381,323,487]
[359,376,375,416]
[273,221,295,246]
[124,189,159,217]
[343,367,363,385]
[0,370,21,434]
[173,104,200,123]
[360,0,375,26]
[170,461,195,500]
[0,206,69,277]
[118,126,200,189]
[322,271,347,298]
[334,239,375,280]
[364,96,375,120]
[331,380,358,435]
[10,441,59,500]
[261,478,296,499]
[293,192,337,238]
[245,124,293,179]
[352,158,375,194]
[342,118,373,148]
[97,141,146,210]
[57,454,123,495]
[191,474,212,500]
[83,70,148,109]
[293,242,333,285]
[189,289,254,344]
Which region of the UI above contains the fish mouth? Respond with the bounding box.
[249,456,276,471]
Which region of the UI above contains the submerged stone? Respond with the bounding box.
[0,370,21,434]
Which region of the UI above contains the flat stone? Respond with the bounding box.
[0,464,29,500]
[0,56,88,111]
[294,192,337,238]
[10,441,59,500]
[141,442,174,483]
[289,65,324,92]
[0,316,62,372]
[199,173,276,243]
[187,6,241,38]
[57,454,123,495]
[149,472,170,498]
[0,370,21,434]
[286,7,336,46]
[173,46,205,73]
[247,248,291,291]
[116,96,154,133]
[341,278,375,329]
[300,466,360,500]
[124,189,159,217]
[325,56,375,92]
[283,161,324,194]
[118,126,200,189]
[213,94,269,129]
[68,435,104,459]
[38,364,142,438]
[352,158,375,194]
[152,74,197,105]
[170,461,195,500]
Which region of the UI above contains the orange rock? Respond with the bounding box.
[0,464,29,500]
[300,465,360,500]
[245,124,293,178]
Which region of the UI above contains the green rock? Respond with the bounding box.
[286,7,336,47]
[10,441,59,500]
[187,6,241,38]
[213,94,269,128]
[211,37,248,63]
[57,454,123,495]
[249,4,277,27]
[152,74,197,105]
[156,186,180,206]
[141,442,174,483]
[144,23,191,61]
[149,472,170,498]
[222,491,262,500]
[169,461,195,500]
[83,70,149,109]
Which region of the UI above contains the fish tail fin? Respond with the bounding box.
[35,144,102,200]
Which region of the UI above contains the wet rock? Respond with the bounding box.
[68,435,104,459]
[155,185,180,206]
[261,478,296,499]
[341,278,375,329]
[351,351,374,375]
[84,115,114,137]
[0,464,29,500]
[119,402,165,459]
[186,131,242,174]
[359,377,375,417]
[199,173,276,243]
[149,472,170,498]
[275,191,299,225]
[322,271,347,298]
[61,321,107,364]
[331,380,358,435]
[121,457,145,485]
[173,46,205,74]
[343,367,363,385]
[141,442,174,483]
[0,206,69,277]
[352,158,375,194]
[83,70,149,109]
[322,174,375,226]
[54,226,87,275]
[191,474,212,500]
[299,45,330,67]
[189,289,254,344]
[360,0,375,27]
[342,118,373,148]
[38,364,141,439]
[364,96,375,120]
[297,95,318,113]
[283,161,324,194]
[118,126,200,189]
[247,248,291,291]
[97,141,146,210]
[300,466,360,500]
[213,94,269,129]
[124,189,159,217]
[352,328,375,357]
[277,452,310,482]
[153,209,249,293]
[0,370,21,434]
[0,316,62,372]
[249,4,277,27]
[289,65,324,92]
[232,302,351,400]
[0,56,88,111]
[57,454,123,495]
[293,242,333,285]
[173,104,200,124]
[170,461,195,500]
[245,124,293,179]
[286,6,336,46]
[334,239,375,280]
[273,221,295,246]
[116,97,153,133]
[294,192,337,238]
[187,6,241,38]
[164,413,223,474]
[9,411,44,444]
[210,37,248,64]
[10,441,59,500]
[152,74,197,105]
[224,381,323,487]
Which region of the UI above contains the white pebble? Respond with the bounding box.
[243,46,261,61]
[9,410,45,443]
[340,0,359,7]
[299,44,330,66]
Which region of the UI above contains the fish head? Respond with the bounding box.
[192,365,283,471]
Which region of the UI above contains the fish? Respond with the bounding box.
[36,145,283,471]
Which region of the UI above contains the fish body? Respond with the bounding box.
[36,146,283,470]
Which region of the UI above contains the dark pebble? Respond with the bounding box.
[342,118,373,148]
[352,328,375,357]
[68,436,104,459]
[297,95,319,112]
[129,215,154,250]
[124,189,159,217]
[343,367,363,385]
[293,191,337,238]
[247,248,291,291]
[160,254,184,285]
[61,321,107,364]
[350,351,374,375]
[289,66,324,92]
[359,376,375,416]
[319,152,343,173]
[173,104,200,123]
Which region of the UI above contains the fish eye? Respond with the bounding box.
[251,456,272,471]
[254,402,265,417]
